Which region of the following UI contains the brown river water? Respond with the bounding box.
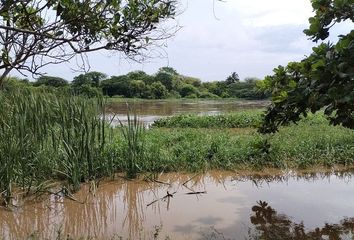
[105,99,269,126]
[1,170,354,239]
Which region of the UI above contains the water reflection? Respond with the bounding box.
[1,170,354,239]
[249,200,354,240]
[201,201,354,240]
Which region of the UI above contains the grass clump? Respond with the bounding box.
[152,111,263,128]
[118,107,146,178]
[151,111,329,129]
[0,90,113,203]
[104,120,354,173]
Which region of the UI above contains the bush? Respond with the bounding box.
[179,84,200,98]
[199,92,220,99]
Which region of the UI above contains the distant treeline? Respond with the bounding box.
[4,67,269,99]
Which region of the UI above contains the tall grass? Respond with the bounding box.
[105,123,354,173]
[1,91,352,204]
[53,96,109,191]
[0,90,112,203]
[151,111,330,129]
[118,106,145,178]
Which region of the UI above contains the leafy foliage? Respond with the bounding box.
[226,72,240,85]
[99,68,267,99]
[152,111,263,128]
[72,72,107,88]
[0,0,177,86]
[34,76,69,88]
[8,67,268,100]
[260,0,354,133]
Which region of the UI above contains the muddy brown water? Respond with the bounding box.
[105,99,269,126]
[1,170,354,239]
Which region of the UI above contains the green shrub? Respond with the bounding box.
[152,111,263,128]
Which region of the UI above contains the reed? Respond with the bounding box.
[0,90,352,204]
[118,105,146,178]
[0,90,113,201]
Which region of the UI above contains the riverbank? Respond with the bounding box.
[108,118,354,172]
[1,91,354,205]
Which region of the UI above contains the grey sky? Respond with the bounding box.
[31,0,353,82]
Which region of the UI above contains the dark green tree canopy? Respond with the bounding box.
[34,76,68,88]
[0,0,177,86]
[72,71,107,88]
[179,84,199,98]
[226,72,240,85]
[158,66,179,75]
[260,0,354,133]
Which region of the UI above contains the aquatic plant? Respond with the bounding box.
[152,111,263,128]
[151,111,329,129]
[118,105,146,178]
[0,90,112,201]
[1,91,353,204]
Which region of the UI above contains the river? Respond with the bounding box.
[1,169,354,239]
[105,99,269,126]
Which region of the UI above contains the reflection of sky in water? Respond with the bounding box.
[1,171,354,239]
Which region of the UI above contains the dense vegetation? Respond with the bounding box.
[4,67,268,100]
[1,0,353,210]
[0,90,113,204]
[152,111,263,128]
[1,88,353,205]
[259,0,354,133]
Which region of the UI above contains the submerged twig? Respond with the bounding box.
[185,191,207,195]
[146,190,176,207]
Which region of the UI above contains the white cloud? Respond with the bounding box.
[227,0,313,27]
[18,0,351,82]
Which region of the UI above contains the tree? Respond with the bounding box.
[158,66,179,75]
[179,84,200,98]
[228,78,266,100]
[151,81,168,99]
[154,67,180,91]
[72,71,107,88]
[0,0,177,88]
[34,75,68,87]
[126,71,153,83]
[101,75,130,97]
[182,76,202,87]
[225,72,239,85]
[130,80,146,98]
[155,71,176,91]
[260,0,354,133]
[73,84,102,98]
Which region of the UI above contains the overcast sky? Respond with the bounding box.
[34,0,353,82]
